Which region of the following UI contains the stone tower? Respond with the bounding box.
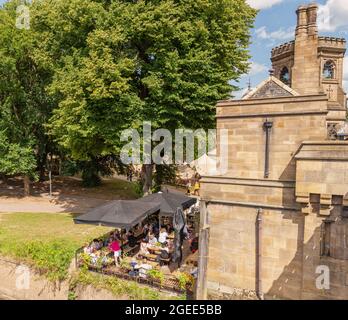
[271,3,346,118]
[198,3,348,301]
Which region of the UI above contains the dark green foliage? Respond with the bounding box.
[153,164,177,193]
[34,0,256,160]
[0,1,58,180]
[0,0,256,185]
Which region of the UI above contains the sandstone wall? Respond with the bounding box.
[0,258,69,300]
[216,96,328,181]
[203,198,348,300]
[0,258,126,300]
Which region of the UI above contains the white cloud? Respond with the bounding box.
[255,26,295,41]
[247,0,283,10]
[249,61,268,76]
[344,56,348,80]
[343,56,348,93]
[318,0,348,32]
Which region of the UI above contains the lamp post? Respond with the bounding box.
[47,153,53,198]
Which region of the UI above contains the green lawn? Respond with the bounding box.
[65,177,141,200]
[0,212,111,281]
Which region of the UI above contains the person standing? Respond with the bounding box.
[109,238,122,267]
[186,178,191,195]
[193,173,201,196]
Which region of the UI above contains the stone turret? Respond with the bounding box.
[292,3,321,95]
[271,3,346,112]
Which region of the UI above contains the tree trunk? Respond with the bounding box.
[0,174,7,184]
[142,164,153,195]
[23,175,30,197]
[39,166,46,182]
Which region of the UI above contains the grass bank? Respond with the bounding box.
[70,269,186,300]
[0,212,184,300]
[0,212,111,281]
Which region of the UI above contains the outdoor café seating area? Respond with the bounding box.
[74,191,199,294]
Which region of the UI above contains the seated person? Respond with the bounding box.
[140,240,150,255]
[90,248,101,265]
[113,230,120,239]
[148,233,158,246]
[151,223,159,236]
[136,259,153,278]
[166,224,174,234]
[143,231,150,243]
[167,239,174,252]
[90,239,99,250]
[157,243,170,261]
[190,261,198,279]
[103,236,110,247]
[83,242,93,254]
[142,223,150,236]
[190,236,199,253]
[121,231,128,242]
[158,228,168,244]
[134,223,143,236]
[127,231,138,248]
[95,239,103,250]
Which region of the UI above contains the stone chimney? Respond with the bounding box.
[307,3,319,37]
[295,5,308,38]
[292,3,320,95]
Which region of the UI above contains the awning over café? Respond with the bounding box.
[139,192,197,217]
[74,200,161,230]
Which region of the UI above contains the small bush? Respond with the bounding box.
[75,270,162,300]
[175,272,194,291]
[134,180,144,197]
[0,240,76,281]
[147,269,165,285]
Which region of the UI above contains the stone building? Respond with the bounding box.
[197,3,348,300]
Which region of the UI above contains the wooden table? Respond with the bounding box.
[122,244,139,257]
[147,246,161,254]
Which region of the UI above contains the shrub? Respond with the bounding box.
[0,240,77,281]
[147,269,165,285]
[175,272,194,291]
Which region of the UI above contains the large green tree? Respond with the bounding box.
[0,1,57,195]
[30,0,256,190]
[34,0,256,190]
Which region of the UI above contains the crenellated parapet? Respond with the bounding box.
[295,141,348,216]
[271,41,295,60]
[318,37,346,51]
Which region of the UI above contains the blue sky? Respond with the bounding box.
[236,0,348,97]
[1,0,347,98]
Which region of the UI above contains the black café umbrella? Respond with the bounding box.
[172,207,186,266]
[74,200,160,230]
[139,192,197,216]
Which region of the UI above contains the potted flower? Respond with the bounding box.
[147,269,165,286]
[119,259,131,273]
[175,272,194,291]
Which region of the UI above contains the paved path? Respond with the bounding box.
[0,194,107,214]
[0,182,190,214]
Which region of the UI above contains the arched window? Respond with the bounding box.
[323,60,335,79]
[279,67,290,86]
